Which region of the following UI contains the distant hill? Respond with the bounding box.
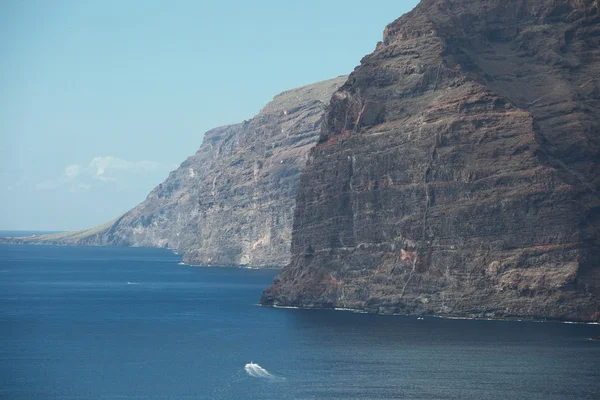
[3,76,347,268]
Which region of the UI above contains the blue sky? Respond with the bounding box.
[1,0,419,231]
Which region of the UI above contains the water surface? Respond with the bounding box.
[1,244,598,399]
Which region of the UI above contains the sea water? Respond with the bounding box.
[0,244,598,400]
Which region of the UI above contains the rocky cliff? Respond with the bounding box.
[262,0,600,321]
[9,77,346,267]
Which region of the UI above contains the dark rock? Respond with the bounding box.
[262,0,600,322]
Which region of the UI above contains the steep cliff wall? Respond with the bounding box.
[10,77,346,267]
[262,0,600,321]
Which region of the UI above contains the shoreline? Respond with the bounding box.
[4,242,596,325]
[265,304,600,326]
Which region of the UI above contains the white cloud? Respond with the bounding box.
[69,183,92,193]
[35,156,167,191]
[64,164,82,180]
[35,180,59,191]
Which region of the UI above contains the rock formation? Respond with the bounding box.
[7,77,346,267]
[262,0,600,322]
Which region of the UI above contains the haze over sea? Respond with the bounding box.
[1,241,598,400]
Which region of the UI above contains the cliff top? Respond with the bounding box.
[259,76,348,115]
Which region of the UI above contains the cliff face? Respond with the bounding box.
[262,0,600,321]
[181,77,346,266]
[12,77,346,267]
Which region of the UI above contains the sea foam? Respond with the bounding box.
[244,362,284,381]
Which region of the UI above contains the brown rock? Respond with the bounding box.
[262,0,600,322]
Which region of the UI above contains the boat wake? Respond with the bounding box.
[244,362,284,381]
[127,282,139,285]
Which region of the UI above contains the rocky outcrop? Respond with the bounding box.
[9,77,347,267]
[262,0,600,322]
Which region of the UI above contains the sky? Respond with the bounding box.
[0,0,420,231]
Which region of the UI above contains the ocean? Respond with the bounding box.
[1,244,598,400]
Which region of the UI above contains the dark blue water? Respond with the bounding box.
[1,245,598,400]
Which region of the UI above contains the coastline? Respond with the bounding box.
[265,304,600,326]
[4,241,595,324]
